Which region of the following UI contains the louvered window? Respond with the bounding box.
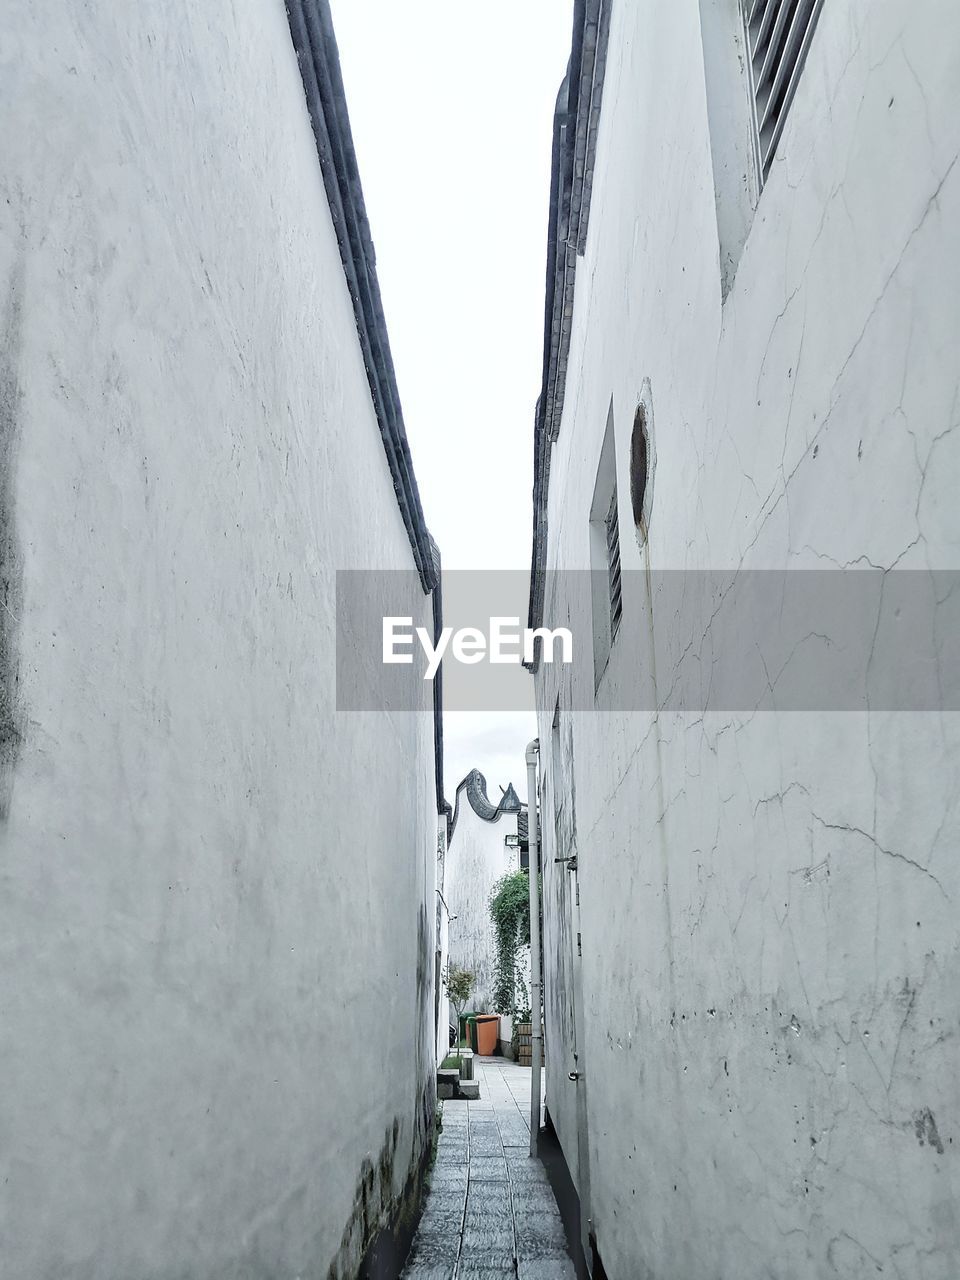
[743,0,824,182]
[605,488,622,640]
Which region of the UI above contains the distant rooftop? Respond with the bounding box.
[449,769,529,847]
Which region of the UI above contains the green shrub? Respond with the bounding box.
[489,870,537,1016]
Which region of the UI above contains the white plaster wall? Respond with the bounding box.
[446,804,519,1014]
[436,815,452,1063]
[0,4,438,1277]
[537,2,960,1276]
[540,691,582,1188]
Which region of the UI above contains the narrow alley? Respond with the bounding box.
[2,0,958,1278]
[402,1059,572,1280]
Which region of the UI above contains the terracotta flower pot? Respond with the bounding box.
[474,1014,500,1056]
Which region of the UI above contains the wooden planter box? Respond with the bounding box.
[515,1022,546,1067]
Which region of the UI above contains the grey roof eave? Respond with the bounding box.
[527,0,611,662]
[286,0,437,593]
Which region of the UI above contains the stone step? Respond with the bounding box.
[437,1068,459,1100]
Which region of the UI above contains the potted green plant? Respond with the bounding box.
[443,964,475,1066]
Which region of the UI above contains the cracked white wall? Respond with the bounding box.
[536,2,960,1277]
[436,814,452,1063]
[0,4,439,1277]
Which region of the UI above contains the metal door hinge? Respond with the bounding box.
[568,1070,581,1082]
[577,931,582,956]
[554,854,578,871]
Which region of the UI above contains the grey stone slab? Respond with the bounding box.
[412,1220,461,1252]
[468,1134,503,1157]
[504,1156,552,1184]
[421,1181,467,1206]
[510,1184,564,1217]
[401,1266,455,1280]
[434,1146,468,1166]
[402,1227,460,1267]
[466,1179,511,1205]
[436,1133,468,1152]
[438,1082,455,1099]
[461,1225,515,1258]
[463,1185,512,1230]
[464,1192,512,1220]
[416,1194,466,1231]
[437,1127,468,1145]
[517,1261,576,1280]
[458,1080,480,1100]
[457,1267,517,1279]
[515,1211,569,1258]
[437,1136,468,1157]
[426,1174,468,1199]
[497,1127,529,1149]
[467,1156,510,1181]
[409,1205,462,1234]
[516,1243,571,1266]
[435,1146,468,1167]
[507,1173,553,1195]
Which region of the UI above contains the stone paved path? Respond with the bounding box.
[401,1057,574,1279]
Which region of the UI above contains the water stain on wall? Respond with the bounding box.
[324,903,436,1280]
[415,902,430,1079]
[914,1107,945,1156]
[327,1083,435,1280]
[0,248,25,818]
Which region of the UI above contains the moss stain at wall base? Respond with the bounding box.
[0,248,25,820]
[325,1083,436,1280]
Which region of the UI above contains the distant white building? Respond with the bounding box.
[445,770,528,1022]
[529,2,960,1277]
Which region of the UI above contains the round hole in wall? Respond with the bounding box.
[630,402,650,536]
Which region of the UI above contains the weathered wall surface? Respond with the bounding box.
[0,4,438,1277]
[536,1,960,1276]
[436,814,451,1062]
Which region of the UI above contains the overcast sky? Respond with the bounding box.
[330,0,573,801]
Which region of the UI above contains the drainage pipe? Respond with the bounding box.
[525,738,542,1157]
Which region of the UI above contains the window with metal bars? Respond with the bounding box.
[590,402,622,689]
[743,0,824,182]
[605,488,623,641]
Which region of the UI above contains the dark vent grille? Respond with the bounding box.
[605,489,622,640]
[744,0,824,181]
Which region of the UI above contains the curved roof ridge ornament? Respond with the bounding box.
[449,768,528,841]
[464,769,499,821]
